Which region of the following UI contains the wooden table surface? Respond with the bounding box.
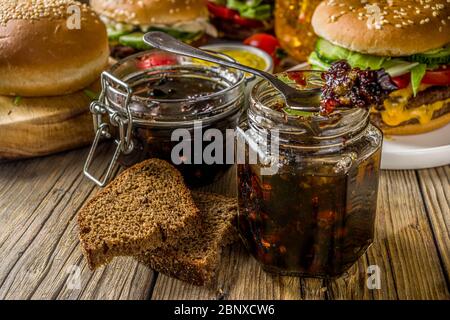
[0,145,449,300]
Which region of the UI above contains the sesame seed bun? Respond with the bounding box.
[0,1,109,97]
[90,0,209,25]
[312,0,450,56]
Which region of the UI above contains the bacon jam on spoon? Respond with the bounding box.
[320,60,398,115]
[276,61,397,118]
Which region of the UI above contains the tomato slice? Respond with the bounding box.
[244,33,284,65]
[422,66,450,86]
[232,14,264,28]
[207,1,264,28]
[392,74,410,89]
[207,2,236,19]
[136,53,178,69]
[244,34,280,57]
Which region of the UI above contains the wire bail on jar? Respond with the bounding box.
[83,71,136,187]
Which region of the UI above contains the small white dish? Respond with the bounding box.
[200,44,274,102]
[381,124,450,170]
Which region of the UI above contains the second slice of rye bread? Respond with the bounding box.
[78,159,200,270]
[136,192,238,286]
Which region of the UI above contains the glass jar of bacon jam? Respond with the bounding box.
[84,50,245,187]
[236,71,382,278]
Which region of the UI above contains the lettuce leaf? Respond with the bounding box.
[227,0,272,20]
[307,52,330,70]
[410,64,427,96]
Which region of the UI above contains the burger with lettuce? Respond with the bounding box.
[90,0,217,59]
[309,0,450,135]
[207,0,274,40]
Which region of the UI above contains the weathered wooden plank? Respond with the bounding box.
[0,146,155,300]
[152,243,302,300]
[221,244,300,300]
[0,152,84,292]
[370,170,448,299]
[325,258,372,300]
[327,170,449,300]
[417,167,450,287]
[151,169,450,300]
[2,143,449,300]
[300,278,327,300]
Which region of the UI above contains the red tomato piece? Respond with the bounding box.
[232,14,264,28]
[422,66,450,86]
[206,1,237,19]
[244,33,280,56]
[244,33,283,65]
[136,53,178,69]
[391,73,410,89]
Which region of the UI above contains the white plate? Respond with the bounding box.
[291,62,450,170]
[381,124,450,170]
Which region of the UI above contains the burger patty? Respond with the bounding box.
[372,98,450,127]
[406,86,450,109]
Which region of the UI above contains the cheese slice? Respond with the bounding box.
[380,85,450,127]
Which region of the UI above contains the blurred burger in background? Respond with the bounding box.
[90,0,218,59]
[309,0,450,135]
[207,0,274,40]
[0,0,109,157]
[0,0,108,98]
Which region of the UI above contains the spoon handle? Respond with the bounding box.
[143,31,320,112]
[143,31,294,92]
[144,32,267,75]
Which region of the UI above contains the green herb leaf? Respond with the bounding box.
[410,63,427,96]
[227,0,271,21]
[84,90,99,100]
[13,96,22,105]
[283,108,315,117]
[276,73,295,85]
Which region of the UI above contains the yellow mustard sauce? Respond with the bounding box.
[193,49,267,73]
[220,50,267,71]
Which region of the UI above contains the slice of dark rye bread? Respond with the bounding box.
[136,192,238,286]
[78,159,200,270]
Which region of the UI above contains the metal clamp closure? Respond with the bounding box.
[83,71,136,187]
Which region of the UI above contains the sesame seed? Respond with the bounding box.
[0,0,94,26]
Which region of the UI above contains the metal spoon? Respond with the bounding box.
[143,31,322,112]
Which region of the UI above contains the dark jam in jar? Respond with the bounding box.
[236,71,383,277]
[136,76,226,100]
[238,141,381,277]
[94,50,245,187]
[118,74,243,187]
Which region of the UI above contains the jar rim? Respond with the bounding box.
[249,71,371,142]
[107,49,246,105]
[101,50,246,127]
